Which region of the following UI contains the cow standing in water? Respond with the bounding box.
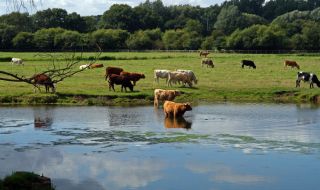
[31,74,55,93]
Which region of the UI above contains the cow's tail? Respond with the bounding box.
[312,74,320,87]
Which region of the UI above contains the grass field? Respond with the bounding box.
[1,51,320,105]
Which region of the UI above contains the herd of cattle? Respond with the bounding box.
[7,55,320,119]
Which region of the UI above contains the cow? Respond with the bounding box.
[154,89,181,107]
[79,64,89,70]
[241,60,256,69]
[168,71,193,87]
[154,69,171,84]
[163,101,192,118]
[199,51,210,57]
[89,63,104,69]
[164,117,192,129]
[105,66,124,80]
[201,58,214,68]
[11,58,23,65]
[284,60,300,69]
[296,71,320,88]
[176,69,198,85]
[108,74,133,92]
[31,73,55,93]
[120,71,145,86]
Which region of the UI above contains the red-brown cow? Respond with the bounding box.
[108,74,133,92]
[31,73,55,93]
[163,101,192,118]
[120,71,145,86]
[284,60,300,69]
[89,63,104,69]
[105,66,124,80]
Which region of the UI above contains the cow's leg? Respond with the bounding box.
[133,81,136,86]
[296,80,300,87]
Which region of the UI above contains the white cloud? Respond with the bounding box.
[0,0,225,16]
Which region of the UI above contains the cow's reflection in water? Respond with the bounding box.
[164,117,192,130]
[33,108,54,129]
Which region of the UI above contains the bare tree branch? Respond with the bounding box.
[0,45,102,92]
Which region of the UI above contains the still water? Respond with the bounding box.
[0,103,320,190]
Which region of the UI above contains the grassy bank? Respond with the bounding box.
[1,52,320,105]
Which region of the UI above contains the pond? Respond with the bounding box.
[0,103,320,190]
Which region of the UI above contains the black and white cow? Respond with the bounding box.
[241,60,256,69]
[296,71,320,88]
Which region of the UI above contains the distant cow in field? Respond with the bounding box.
[284,60,300,69]
[163,101,192,118]
[201,58,214,68]
[176,69,198,85]
[168,71,193,87]
[89,63,104,69]
[199,51,210,57]
[154,69,171,84]
[108,74,133,92]
[31,73,55,93]
[11,58,23,65]
[241,60,256,69]
[120,71,145,86]
[154,89,181,107]
[79,64,89,70]
[296,71,320,88]
[105,66,124,80]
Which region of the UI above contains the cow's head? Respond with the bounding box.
[183,103,192,111]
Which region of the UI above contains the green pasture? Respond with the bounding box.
[0,51,320,105]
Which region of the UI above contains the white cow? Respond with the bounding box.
[79,64,90,70]
[154,69,171,84]
[11,58,23,65]
[176,69,198,85]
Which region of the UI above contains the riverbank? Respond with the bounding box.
[1,52,320,106]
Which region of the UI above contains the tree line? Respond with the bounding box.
[1,0,320,51]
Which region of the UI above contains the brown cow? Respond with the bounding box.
[163,101,192,118]
[164,117,191,129]
[154,89,181,107]
[105,66,124,80]
[199,51,210,57]
[31,73,55,93]
[89,63,104,69]
[201,58,214,68]
[120,71,145,86]
[284,60,300,69]
[108,74,133,92]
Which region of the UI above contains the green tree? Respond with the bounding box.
[163,29,184,49]
[32,8,68,30]
[0,12,33,32]
[99,4,137,32]
[33,27,65,50]
[12,32,34,50]
[91,29,129,49]
[54,30,82,50]
[214,5,243,35]
[0,24,18,49]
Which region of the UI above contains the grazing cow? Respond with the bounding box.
[168,71,193,87]
[176,69,198,85]
[89,63,104,69]
[241,60,256,69]
[154,69,171,84]
[105,66,124,80]
[154,89,181,107]
[120,71,145,86]
[284,60,300,69]
[79,64,89,70]
[11,58,23,65]
[108,74,133,92]
[199,51,210,57]
[163,101,192,118]
[201,58,214,68]
[296,71,320,88]
[164,117,192,129]
[31,73,55,93]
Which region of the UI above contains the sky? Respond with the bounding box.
[0,0,225,16]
